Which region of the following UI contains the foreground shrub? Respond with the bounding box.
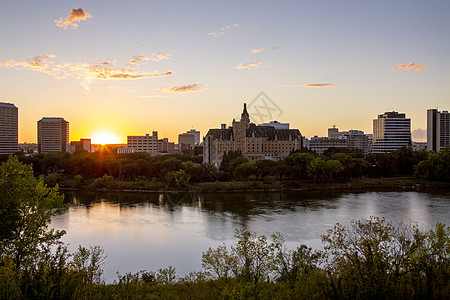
[321,217,450,299]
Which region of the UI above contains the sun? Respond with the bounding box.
[91,131,122,145]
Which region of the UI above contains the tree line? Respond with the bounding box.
[1,146,449,187]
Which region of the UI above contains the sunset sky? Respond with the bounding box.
[1,0,449,144]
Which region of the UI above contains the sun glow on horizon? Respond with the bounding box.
[90,131,122,145]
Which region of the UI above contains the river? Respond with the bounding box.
[51,190,450,282]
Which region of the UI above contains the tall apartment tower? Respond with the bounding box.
[427,109,450,152]
[37,117,69,153]
[372,111,411,153]
[0,102,18,154]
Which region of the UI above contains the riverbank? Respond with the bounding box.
[56,176,450,193]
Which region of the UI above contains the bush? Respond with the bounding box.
[321,217,450,299]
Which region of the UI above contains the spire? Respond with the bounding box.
[242,103,249,117]
[240,103,250,127]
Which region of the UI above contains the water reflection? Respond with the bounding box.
[52,191,450,282]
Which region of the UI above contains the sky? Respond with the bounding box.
[1,0,449,144]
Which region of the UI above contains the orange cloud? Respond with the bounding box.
[87,64,172,80]
[129,55,149,64]
[27,55,55,68]
[282,83,339,88]
[0,55,62,77]
[0,55,172,81]
[391,62,424,71]
[55,8,92,30]
[159,84,204,93]
[151,53,171,62]
[251,48,263,54]
[235,62,262,69]
[209,24,239,37]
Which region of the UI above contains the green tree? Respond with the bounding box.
[0,156,67,270]
[202,230,286,284]
[254,159,279,179]
[233,162,257,180]
[0,156,68,300]
[307,158,343,183]
[415,149,450,182]
[156,266,177,285]
[172,169,191,187]
[325,159,344,179]
[228,156,249,175]
[0,156,112,299]
[202,244,237,281]
[284,152,315,179]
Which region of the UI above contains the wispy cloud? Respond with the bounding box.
[282,83,339,88]
[0,55,61,76]
[159,84,204,93]
[392,62,424,71]
[250,46,280,54]
[151,53,171,62]
[55,8,92,30]
[209,24,239,37]
[86,64,172,79]
[129,55,149,64]
[235,62,262,70]
[0,55,173,83]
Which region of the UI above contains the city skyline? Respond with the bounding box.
[2,101,439,145]
[1,1,449,144]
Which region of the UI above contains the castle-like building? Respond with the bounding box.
[203,104,303,167]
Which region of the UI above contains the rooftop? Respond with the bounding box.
[0,102,17,108]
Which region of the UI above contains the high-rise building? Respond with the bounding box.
[372,111,411,153]
[0,102,18,154]
[204,104,302,166]
[427,109,450,152]
[37,117,69,153]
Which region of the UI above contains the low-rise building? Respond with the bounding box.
[323,126,371,154]
[158,138,175,153]
[204,104,302,167]
[127,131,159,154]
[308,136,348,155]
[178,133,195,152]
[70,138,92,152]
[261,121,290,130]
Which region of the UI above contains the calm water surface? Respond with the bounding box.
[51,191,450,282]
